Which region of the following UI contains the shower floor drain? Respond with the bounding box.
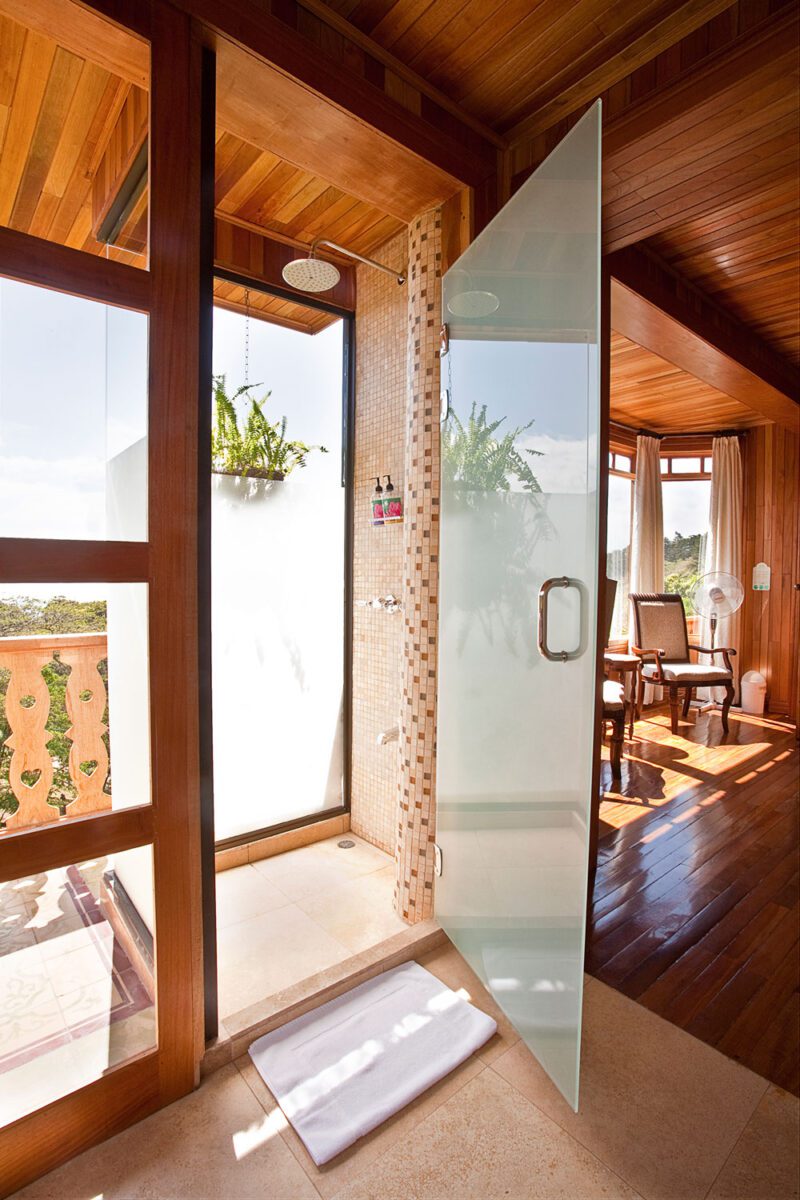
[337,839,356,849]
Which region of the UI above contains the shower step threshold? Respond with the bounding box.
[202,918,445,1076]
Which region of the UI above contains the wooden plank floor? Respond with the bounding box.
[589,704,800,1095]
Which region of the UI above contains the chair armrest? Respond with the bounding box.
[689,645,736,671]
[631,645,665,660]
[630,645,665,682]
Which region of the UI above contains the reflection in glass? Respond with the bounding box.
[0,850,156,1129]
[437,104,601,1110]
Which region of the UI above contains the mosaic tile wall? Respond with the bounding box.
[396,210,442,923]
[350,230,408,855]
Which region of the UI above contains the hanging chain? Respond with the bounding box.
[244,287,251,387]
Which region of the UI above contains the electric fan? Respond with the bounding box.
[690,571,744,649]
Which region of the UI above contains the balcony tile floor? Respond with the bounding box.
[14,940,799,1200]
[216,833,407,1022]
[0,859,156,1128]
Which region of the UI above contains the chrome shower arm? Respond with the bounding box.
[312,238,405,285]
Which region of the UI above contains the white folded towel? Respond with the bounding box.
[248,959,497,1165]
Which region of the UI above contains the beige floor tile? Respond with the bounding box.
[216,902,352,1019]
[13,1062,320,1200]
[328,1067,641,1200]
[57,976,123,1025]
[236,1049,485,1199]
[0,989,65,1056]
[0,1036,81,1128]
[36,923,110,961]
[296,866,406,953]
[44,942,113,997]
[312,834,393,875]
[491,975,768,1200]
[214,862,290,929]
[417,939,521,1064]
[251,835,390,901]
[707,1085,800,1200]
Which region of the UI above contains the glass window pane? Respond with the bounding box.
[704,457,713,474]
[670,456,702,473]
[211,304,346,841]
[606,474,632,640]
[0,848,156,1128]
[615,453,631,473]
[662,479,711,612]
[0,279,148,540]
[0,7,148,267]
[0,583,150,833]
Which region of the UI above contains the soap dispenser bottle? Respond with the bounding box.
[371,477,385,525]
[382,475,403,523]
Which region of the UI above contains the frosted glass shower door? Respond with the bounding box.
[436,104,601,1109]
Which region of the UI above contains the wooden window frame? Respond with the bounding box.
[0,2,208,1190]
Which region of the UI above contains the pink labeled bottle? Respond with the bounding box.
[382,475,403,523]
[371,477,385,525]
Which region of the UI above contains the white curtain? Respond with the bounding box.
[629,434,664,701]
[700,436,743,702]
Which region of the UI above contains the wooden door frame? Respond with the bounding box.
[0,2,207,1190]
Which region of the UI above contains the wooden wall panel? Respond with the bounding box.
[740,423,800,717]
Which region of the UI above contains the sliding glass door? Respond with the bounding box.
[0,3,207,1189]
[210,285,351,845]
[436,104,602,1110]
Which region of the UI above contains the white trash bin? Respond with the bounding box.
[740,670,767,715]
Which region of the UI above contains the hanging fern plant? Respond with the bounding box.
[211,374,327,480]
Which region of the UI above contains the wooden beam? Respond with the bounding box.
[211,38,462,222]
[0,538,149,582]
[0,0,495,217]
[183,0,495,190]
[0,0,150,84]
[609,246,800,432]
[508,0,737,146]
[0,222,150,310]
[0,804,154,881]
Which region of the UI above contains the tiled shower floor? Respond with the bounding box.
[215,833,407,1021]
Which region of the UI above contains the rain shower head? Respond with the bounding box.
[282,254,341,293]
[282,238,405,294]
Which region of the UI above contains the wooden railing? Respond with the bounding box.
[0,633,111,831]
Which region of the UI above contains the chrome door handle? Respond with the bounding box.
[538,576,582,662]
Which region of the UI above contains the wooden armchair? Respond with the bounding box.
[630,592,736,735]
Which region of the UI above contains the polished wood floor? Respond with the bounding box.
[589,704,800,1096]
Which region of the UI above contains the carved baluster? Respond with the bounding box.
[0,650,55,829]
[61,642,110,816]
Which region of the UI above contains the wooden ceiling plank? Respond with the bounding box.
[602,11,798,169]
[0,0,149,88]
[217,153,290,218]
[507,0,738,142]
[0,30,57,226]
[43,61,112,201]
[44,75,127,246]
[9,45,83,231]
[609,246,799,432]
[214,137,269,206]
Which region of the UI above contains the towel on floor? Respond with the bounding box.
[248,959,497,1165]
